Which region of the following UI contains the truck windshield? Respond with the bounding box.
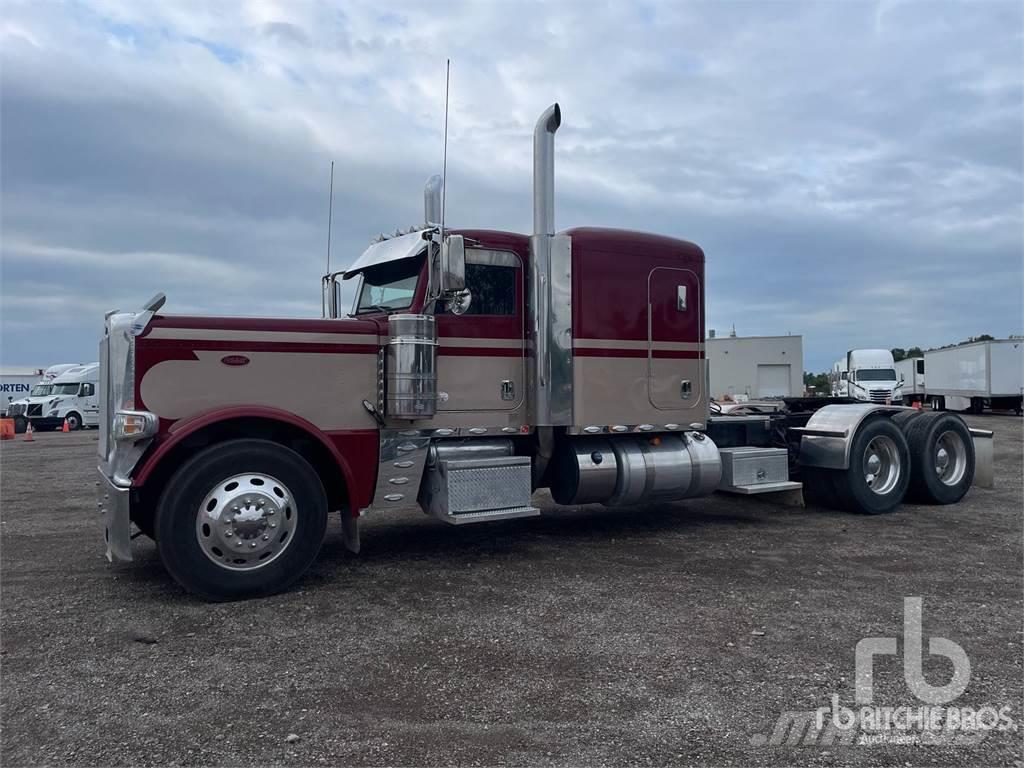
[52,383,80,395]
[856,369,896,382]
[355,257,421,314]
[30,384,52,397]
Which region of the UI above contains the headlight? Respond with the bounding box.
[112,410,158,441]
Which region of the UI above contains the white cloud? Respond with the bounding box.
[1,0,1021,371]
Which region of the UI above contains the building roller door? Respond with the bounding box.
[756,364,791,398]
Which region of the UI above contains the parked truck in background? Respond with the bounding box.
[924,339,1023,415]
[6,363,83,432]
[1,368,43,417]
[32,363,101,431]
[96,104,990,600]
[829,358,848,397]
[845,349,902,405]
[895,357,925,406]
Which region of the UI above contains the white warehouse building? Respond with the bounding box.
[706,332,804,400]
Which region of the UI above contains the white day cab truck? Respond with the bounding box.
[6,363,83,433]
[845,349,902,405]
[20,363,100,432]
[924,339,1023,415]
[895,357,926,406]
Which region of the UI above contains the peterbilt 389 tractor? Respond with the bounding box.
[97,104,993,600]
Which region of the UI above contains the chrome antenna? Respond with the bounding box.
[326,160,334,275]
[440,59,450,241]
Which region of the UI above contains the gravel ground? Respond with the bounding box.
[1,415,1021,767]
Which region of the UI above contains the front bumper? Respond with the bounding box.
[30,416,66,429]
[97,468,133,563]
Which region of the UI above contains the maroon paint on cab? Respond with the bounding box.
[566,227,705,344]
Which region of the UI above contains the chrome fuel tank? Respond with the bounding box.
[550,432,721,506]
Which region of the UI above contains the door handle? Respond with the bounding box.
[680,380,692,400]
[501,380,515,401]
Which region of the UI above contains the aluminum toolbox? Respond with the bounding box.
[421,455,540,524]
[718,446,789,489]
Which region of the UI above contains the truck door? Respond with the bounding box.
[434,248,525,417]
[81,381,100,425]
[647,266,704,413]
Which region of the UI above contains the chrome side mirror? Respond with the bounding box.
[439,235,465,293]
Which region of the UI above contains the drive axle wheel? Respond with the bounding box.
[833,417,911,514]
[155,439,328,601]
[903,412,974,505]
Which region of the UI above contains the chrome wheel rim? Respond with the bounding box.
[195,473,296,571]
[864,435,900,495]
[67,414,79,430]
[934,430,967,486]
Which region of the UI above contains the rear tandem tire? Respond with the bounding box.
[155,438,329,601]
[903,412,975,505]
[831,417,911,515]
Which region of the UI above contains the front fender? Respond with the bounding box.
[132,405,376,515]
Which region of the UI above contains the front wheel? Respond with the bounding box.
[65,412,82,431]
[832,417,910,515]
[155,439,328,601]
[12,416,26,434]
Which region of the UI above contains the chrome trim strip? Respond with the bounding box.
[573,339,704,351]
[145,328,380,345]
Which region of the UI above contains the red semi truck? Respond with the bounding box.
[97,104,991,600]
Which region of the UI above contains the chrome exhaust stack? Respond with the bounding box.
[529,103,573,427]
[424,174,443,227]
[532,104,561,236]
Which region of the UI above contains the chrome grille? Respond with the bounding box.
[8,403,25,417]
[869,389,890,403]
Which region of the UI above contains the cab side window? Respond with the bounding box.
[463,263,516,316]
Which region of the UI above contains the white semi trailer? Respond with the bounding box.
[895,357,925,406]
[924,340,1023,415]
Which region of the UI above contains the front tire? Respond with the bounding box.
[12,416,26,434]
[155,439,328,601]
[832,417,910,514]
[65,412,82,431]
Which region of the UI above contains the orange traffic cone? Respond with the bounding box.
[62,418,70,433]
[24,422,34,442]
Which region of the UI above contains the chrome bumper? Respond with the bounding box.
[97,468,133,563]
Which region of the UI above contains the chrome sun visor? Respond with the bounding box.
[342,229,431,280]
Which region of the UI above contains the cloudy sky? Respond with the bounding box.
[2,0,1021,372]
